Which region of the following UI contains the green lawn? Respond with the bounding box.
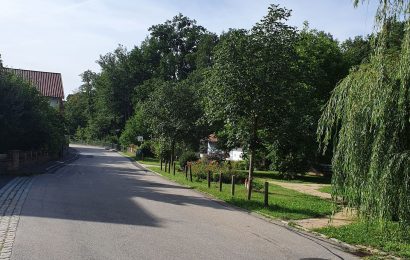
[240,170,332,184]
[122,152,160,166]
[120,153,333,219]
[318,185,332,194]
[317,222,410,258]
[146,166,333,220]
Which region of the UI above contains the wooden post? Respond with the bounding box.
[219,172,223,192]
[264,182,269,207]
[231,175,235,196]
[207,171,211,188]
[185,165,188,179]
[173,161,176,175]
[189,164,193,182]
[160,159,163,171]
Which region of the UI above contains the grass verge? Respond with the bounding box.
[318,185,332,194]
[240,170,331,184]
[121,153,409,258]
[144,165,332,220]
[122,152,160,166]
[317,222,410,258]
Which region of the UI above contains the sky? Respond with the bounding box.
[0,0,379,97]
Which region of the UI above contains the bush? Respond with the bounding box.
[190,159,248,183]
[137,141,155,158]
[179,151,199,169]
[229,160,248,171]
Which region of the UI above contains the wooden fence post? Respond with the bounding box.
[219,172,223,192]
[189,164,193,182]
[231,175,235,196]
[264,182,269,207]
[207,171,211,188]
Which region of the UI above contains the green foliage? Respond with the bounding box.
[319,1,410,224]
[64,5,374,181]
[0,68,66,154]
[341,35,372,67]
[142,78,203,158]
[317,221,410,258]
[205,5,299,182]
[119,105,148,147]
[178,151,198,168]
[138,141,155,158]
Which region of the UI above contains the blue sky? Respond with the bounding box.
[0,0,378,96]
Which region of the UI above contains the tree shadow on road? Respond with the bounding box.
[18,146,233,227]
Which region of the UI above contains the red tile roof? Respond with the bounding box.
[5,68,64,99]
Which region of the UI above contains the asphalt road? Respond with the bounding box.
[11,145,358,260]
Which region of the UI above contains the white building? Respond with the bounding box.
[200,134,244,161]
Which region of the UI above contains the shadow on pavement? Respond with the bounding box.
[18,145,233,228]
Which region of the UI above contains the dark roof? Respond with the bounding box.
[5,68,64,98]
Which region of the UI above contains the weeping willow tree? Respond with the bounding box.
[318,0,410,225]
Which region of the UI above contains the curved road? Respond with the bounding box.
[9,145,357,259]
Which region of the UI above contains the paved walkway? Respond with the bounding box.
[5,145,358,259]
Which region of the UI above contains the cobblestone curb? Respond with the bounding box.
[0,177,33,259]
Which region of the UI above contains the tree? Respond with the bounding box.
[205,5,298,199]
[142,78,203,162]
[0,67,66,154]
[266,24,349,173]
[148,14,208,80]
[341,35,372,68]
[318,0,410,225]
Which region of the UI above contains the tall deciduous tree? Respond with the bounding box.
[205,5,298,199]
[142,78,202,162]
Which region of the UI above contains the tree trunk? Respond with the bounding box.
[247,116,258,200]
[170,139,175,167]
[247,148,255,200]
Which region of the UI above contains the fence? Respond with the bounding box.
[0,150,51,174]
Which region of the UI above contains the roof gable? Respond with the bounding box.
[5,68,64,99]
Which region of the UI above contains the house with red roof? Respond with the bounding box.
[5,68,65,111]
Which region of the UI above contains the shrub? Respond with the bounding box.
[229,160,248,171]
[190,160,248,183]
[137,141,154,158]
[179,151,199,169]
